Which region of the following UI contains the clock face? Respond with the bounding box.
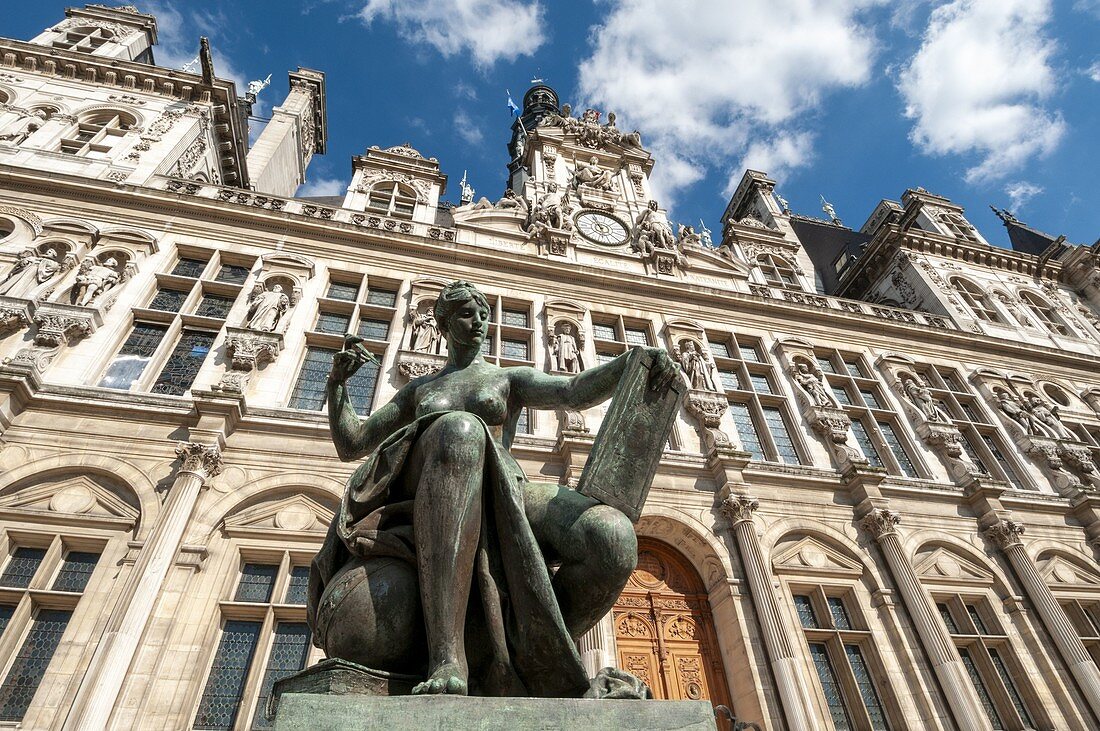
[575,211,628,246]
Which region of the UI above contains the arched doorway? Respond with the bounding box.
[613,537,731,707]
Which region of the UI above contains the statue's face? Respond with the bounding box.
[445,297,490,347]
[589,156,598,164]
[683,341,696,352]
[103,258,117,267]
[44,248,58,258]
[271,284,283,292]
[562,323,572,333]
[798,364,809,373]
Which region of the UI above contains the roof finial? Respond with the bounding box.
[821,195,842,226]
[775,192,791,214]
[459,170,475,205]
[990,205,1018,225]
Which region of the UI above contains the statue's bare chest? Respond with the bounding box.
[414,370,510,425]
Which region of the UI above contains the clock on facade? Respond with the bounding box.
[575,211,629,246]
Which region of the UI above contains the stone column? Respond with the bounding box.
[63,442,223,731]
[860,509,990,731]
[720,494,820,731]
[985,519,1100,723]
[578,612,617,678]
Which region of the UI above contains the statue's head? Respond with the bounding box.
[648,200,659,211]
[589,156,598,164]
[562,322,573,333]
[43,247,59,258]
[683,340,696,352]
[435,280,490,347]
[271,284,283,293]
[796,362,810,373]
[103,257,118,267]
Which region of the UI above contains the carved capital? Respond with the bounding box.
[805,405,852,444]
[684,390,727,429]
[860,508,901,540]
[915,420,964,459]
[719,493,759,526]
[175,442,223,480]
[225,330,282,371]
[33,312,93,348]
[984,519,1025,550]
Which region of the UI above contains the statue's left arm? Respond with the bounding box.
[510,346,678,410]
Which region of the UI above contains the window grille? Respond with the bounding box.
[151,330,215,396]
[149,289,189,311]
[215,265,251,285]
[196,294,234,319]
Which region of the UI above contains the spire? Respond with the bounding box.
[990,204,1059,255]
[990,205,1018,225]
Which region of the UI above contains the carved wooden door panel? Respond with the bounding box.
[612,539,731,708]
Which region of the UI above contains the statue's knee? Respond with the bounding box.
[584,505,638,580]
[430,412,486,464]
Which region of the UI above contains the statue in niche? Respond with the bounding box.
[411,306,444,354]
[630,200,676,255]
[549,321,584,374]
[902,375,951,422]
[572,156,615,192]
[72,256,122,307]
[1026,395,1075,440]
[996,390,1046,437]
[309,280,678,699]
[676,340,716,391]
[0,246,63,299]
[0,109,48,146]
[244,282,290,332]
[793,361,838,408]
[494,189,528,217]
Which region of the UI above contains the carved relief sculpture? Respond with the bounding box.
[245,283,290,332]
[630,200,677,255]
[0,246,64,299]
[1026,395,1075,441]
[792,361,838,408]
[72,256,125,307]
[571,156,616,193]
[549,321,584,374]
[902,375,951,422]
[411,306,444,355]
[675,340,716,392]
[0,108,48,146]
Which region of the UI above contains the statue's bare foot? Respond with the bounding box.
[412,662,468,695]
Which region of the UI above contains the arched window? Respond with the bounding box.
[1020,291,1070,336]
[951,279,1003,324]
[756,253,799,289]
[59,110,136,158]
[51,25,115,53]
[365,182,417,219]
[0,90,9,105]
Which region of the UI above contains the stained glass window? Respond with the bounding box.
[749,374,772,394]
[0,547,45,589]
[365,288,397,308]
[289,348,334,411]
[51,551,99,593]
[357,319,389,341]
[326,281,359,301]
[172,258,207,278]
[596,351,616,365]
[284,566,310,605]
[730,403,763,461]
[0,609,73,721]
[832,386,852,406]
[845,644,889,730]
[316,312,351,334]
[193,620,262,730]
[850,420,883,469]
[877,421,916,478]
[708,341,731,358]
[235,564,278,603]
[215,265,250,284]
[988,648,1034,728]
[816,356,835,373]
[593,323,617,341]
[502,339,529,360]
[515,407,530,435]
[738,344,760,362]
[151,330,215,396]
[763,406,801,464]
[859,389,882,409]
[827,597,852,630]
[0,605,13,638]
[809,642,853,730]
[937,603,958,633]
[624,327,649,346]
[347,359,380,416]
[965,605,988,635]
[196,294,234,319]
[251,623,310,730]
[794,595,817,629]
[99,323,168,390]
[959,648,1005,730]
[502,310,528,327]
[844,360,864,378]
[960,434,990,475]
[719,370,741,392]
[149,288,189,311]
[981,435,1026,490]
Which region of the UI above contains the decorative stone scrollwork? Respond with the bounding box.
[860,508,900,540]
[984,519,1025,550]
[719,493,758,526]
[353,170,430,203]
[33,312,93,348]
[224,328,282,372]
[175,441,223,480]
[0,299,31,333]
[396,351,446,380]
[684,389,731,450]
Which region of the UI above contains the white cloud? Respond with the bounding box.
[1087,61,1100,83]
[296,177,348,197]
[454,110,485,146]
[898,0,1065,184]
[577,0,882,208]
[355,0,546,67]
[736,132,815,195]
[1004,181,1042,210]
[1074,0,1100,19]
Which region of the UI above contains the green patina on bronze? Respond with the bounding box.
[306,280,680,699]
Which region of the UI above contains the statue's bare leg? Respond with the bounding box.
[408,412,485,695]
[524,482,637,638]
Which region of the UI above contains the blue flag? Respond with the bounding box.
[507,91,520,116]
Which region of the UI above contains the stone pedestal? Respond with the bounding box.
[272,694,717,731]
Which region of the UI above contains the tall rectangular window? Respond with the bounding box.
[151,330,215,396]
[729,403,763,460]
[98,323,168,390]
[850,420,884,469]
[0,547,46,589]
[289,348,335,411]
[51,551,99,593]
[252,623,310,730]
[346,360,380,416]
[235,564,278,603]
[0,610,72,721]
[193,620,262,730]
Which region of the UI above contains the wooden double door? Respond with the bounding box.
[612,538,731,707]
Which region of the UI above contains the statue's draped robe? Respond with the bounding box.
[308,411,591,698]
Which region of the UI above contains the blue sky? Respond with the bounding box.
[7,1,1099,248]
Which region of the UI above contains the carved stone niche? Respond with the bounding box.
[396,278,448,381]
[58,249,136,310]
[877,354,979,484]
[257,252,314,309]
[3,301,101,373]
[664,321,729,450]
[1081,387,1100,416]
[970,369,1099,496]
[545,300,587,375]
[774,338,867,472]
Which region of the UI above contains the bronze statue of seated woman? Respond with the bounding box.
[307,280,679,698]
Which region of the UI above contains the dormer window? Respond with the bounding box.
[1020,291,1071,336]
[366,182,417,220]
[756,253,799,289]
[59,110,136,158]
[52,25,115,53]
[951,278,1003,324]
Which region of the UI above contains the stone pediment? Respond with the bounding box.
[0,474,138,527]
[913,546,993,585]
[223,493,334,535]
[684,246,750,278]
[1038,554,1100,587]
[772,536,863,577]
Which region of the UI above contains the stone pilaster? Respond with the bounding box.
[719,493,820,731]
[859,509,990,730]
[577,612,617,679]
[63,442,223,731]
[983,519,1100,723]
